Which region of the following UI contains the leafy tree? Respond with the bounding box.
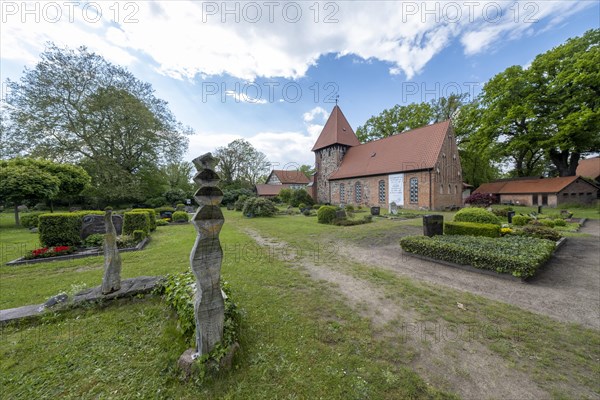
[430,93,469,122]
[278,188,293,204]
[289,189,314,207]
[0,163,60,225]
[298,164,315,178]
[529,29,600,176]
[214,139,270,187]
[356,102,433,143]
[3,43,189,202]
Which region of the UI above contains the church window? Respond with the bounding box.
[340,183,345,203]
[355,182,362,203]
[410,178,418,203]
[378,180,385,203]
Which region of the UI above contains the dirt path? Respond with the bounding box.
[337,220,600,329]
[242,227,552,400]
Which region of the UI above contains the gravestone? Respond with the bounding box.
[371,206,380,216]
[390,202,398,215]
[423,215,444,237]
[159,211,173,220]
[507,211,515,224]
[81,214,123,240]
[190,153,225,356]
[335,210,346,219]
[101,209,121,294]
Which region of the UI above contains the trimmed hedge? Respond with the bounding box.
[38,210,103,247]
[132,208,157,231]
[512,215,532,226]
[20,212,44,229]
[172,211,189,222]
[400,235,556,278]
[444,221,500,238]
[123,211,150,236]
[454,207,501,225]
[518,225,562,241]
[317,206,337,224]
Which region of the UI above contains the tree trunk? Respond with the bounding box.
[549,149,579,176]
[14,204,20,226]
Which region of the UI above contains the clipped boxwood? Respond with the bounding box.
[123,211,150,236]
[132,208,157,231]
[38,210,104,247]
[400,235,556,278]
[512,215,532,226]
[454,207,501,225]
[444,221,500,238]
[20,212,44,229]
[518,225,562,242]
[172,211,189,222]
[133,229,146,242]
[317,206,337,224]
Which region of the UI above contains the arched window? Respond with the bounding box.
[355,182,362,204]
[448,184,452,194]
[410,178,418,203]
[378,180,385,203]
[455,185,458,195]
[340,183,345,203]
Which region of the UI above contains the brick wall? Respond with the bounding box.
[558,179,598,206]
[431,127,463,210]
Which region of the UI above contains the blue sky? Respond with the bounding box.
[1,1,598,167]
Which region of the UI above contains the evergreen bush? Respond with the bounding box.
[38,210,103,247]
[172,211,189,222]
[242,197,277,217]
[317,206,337,224]
[132,208,157,231]
[454,207,501,225]
[123,211,150,236]
[444,221,501,238]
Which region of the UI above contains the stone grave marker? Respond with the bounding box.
[81,214,123,240]
[101,209,121,294]
[390,202,398,215]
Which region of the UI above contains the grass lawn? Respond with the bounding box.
[1,208,599,398]
[491,203,600,220]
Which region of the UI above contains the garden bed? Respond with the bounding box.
[399,235,559,281]
[5,237,150,266]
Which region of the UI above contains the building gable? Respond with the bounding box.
[311,105,360,152]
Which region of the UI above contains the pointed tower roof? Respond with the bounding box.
[311,105,361,152]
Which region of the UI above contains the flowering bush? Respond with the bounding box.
[500,227,513,236]
[465,193,498,207]
[24,245,75,260]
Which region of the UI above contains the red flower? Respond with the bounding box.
[32,247,49,257]
[52,246,71,253]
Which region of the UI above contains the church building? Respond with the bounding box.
[311,105,463,210]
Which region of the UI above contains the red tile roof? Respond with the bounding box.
[311,105,361,151]
[270,170,310,184]
[473,176,582,194]
[328,120,451,180]
[255,184,291,196]
[576,157,600,179]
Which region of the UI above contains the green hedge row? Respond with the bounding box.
[512,215,532,226]
[454,207,501,225]
[132,208,157,231]
[444,221,500,238]
[38,211,103,247]
[399,235,556,278]
[123,212,150,236]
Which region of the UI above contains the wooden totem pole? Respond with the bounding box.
[190,153,225,355]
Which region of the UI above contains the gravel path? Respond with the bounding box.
[339,219,600,329]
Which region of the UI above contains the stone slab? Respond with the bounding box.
[80,214,123,239]
[0,276,161,325]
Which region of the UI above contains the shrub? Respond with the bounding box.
[234,195,250,211]
[517,225,562,242]
[132,208,157,231]
[312,204,321,210]
[492,207,513,217]
[298,202,306,210]
[156,218,169,226]
[123,211,150,236]
[290,189,314,207]
[172,211,189,222]
[221,188,254,206]
[512,215,532,226]
[345,205,355,212]
[454,207,501,225]
[399,235,555,278]
[278,188,293,204]
[83,233,104,248]
[465,192,498,207]
[24,245,75,260]
[154,206,175,214]
[38,211,103,247]
[133,229,146,242]
[303,209,312,216]
[317,206,337,224]
[242,197,277,217]
[176,203,186,211]
[553,218,567,227]
[444,221,501,238]
[20,212,44,229]
[538,219,556,228]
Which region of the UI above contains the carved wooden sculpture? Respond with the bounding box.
[101,209,122,294]
[191,153,225,355]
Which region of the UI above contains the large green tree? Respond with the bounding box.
[3,43,189,202]
[214,139,270,187]
[0,163,60,225]
[529,29,600,176]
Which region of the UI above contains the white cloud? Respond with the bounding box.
[302,106,329,123]
[224,90,267,104]
[2,1,593,81]
[186,107,324,166]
